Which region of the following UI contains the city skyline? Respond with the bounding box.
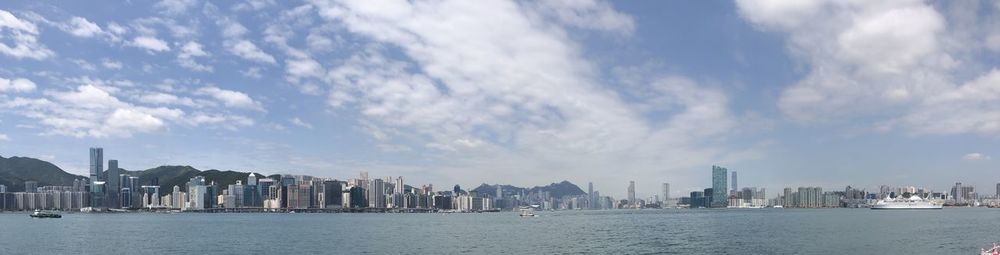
[1,1,1000,198]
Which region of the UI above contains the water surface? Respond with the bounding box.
[1,208,997,254]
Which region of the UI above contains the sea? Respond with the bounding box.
[1,208,997,254]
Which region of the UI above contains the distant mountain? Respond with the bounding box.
[471,181,585,198]
[120,166,264,196]
[0,155,266,196]
[529,181,586,198]
[0,155,87,192]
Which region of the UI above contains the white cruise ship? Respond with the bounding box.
[871,195,943,210]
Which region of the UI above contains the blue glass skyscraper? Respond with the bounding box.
[711,165,727,208]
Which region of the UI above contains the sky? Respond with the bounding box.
[0,0,999,199]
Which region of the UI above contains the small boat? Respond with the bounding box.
[519,207,536,217]
[30,210,62,218]
[981,243,999,255]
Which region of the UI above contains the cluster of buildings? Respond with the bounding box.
[8,148,1000,212]
[0,181,89,211]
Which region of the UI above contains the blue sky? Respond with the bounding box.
[0,0,999,199]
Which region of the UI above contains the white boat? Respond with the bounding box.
[871,195,942,210]
[519,207,536,217]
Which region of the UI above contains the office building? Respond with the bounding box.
[107,159,120,208]
[731,171,737,193]
[627,181,635,208]
[89,147,103,207]
[711,165,728,208]
[661,183,670,203]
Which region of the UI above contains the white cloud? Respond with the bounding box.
[963,153,990,161]
[1,85,175,137]
[177,41,213,72]
[0,9,54,60]
[1,83,256,138]
[0,77,36,92]
[311,0,741,186]
[217,18,276,64]
[65,16,103,37]
[0,133,8,141]
[289,117,313,129]
[229,40,275,64]
[241,67,263,79]
[101,58,123,70]
[737,1,1000,136]
[155,0,200,15]
[232,0,276,12]
[195,86,263,111]
[525,0,635,34]
[130,36,171,52]
[136,92,201,107]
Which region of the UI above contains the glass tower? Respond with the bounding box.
[711,165,727,208]
[89,148,103,185]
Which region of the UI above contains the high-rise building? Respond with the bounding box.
[106,159,120,208]
[996,183,999,199]
[496,184,503,199]
[711,165,728,208]
[731,171,738,193]
[89,148,103,185]
[783,187,793,207]
[0,184,6,193]
[247,174,258,186]
[322,180,343,208]
[661,183,670,203]
[368,178,386,208]
[627,181,636,207]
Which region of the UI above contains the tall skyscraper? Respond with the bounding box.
[711,165,728,208]
[731,171,738,193]
[107,159,120,208]
[996,183,999,199]
[89,148,103,185]
[783,187,793,207]
[496,184,503,199]
[661,183,670,203]
[588,182,594,209]
[627,181,636,207]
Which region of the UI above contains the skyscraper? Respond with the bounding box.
[661,183,670,203]
[89,147,104,208]
[731,171,738,193]
[89,148,103,186]
[588,182,594,209]
[107,159,120,208]
[783,187,793,207]
[711,165,728,208]
[627,181,636,208]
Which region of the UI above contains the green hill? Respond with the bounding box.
[0,155,87,192]
[120,166,264,196]
[471,181,586,198]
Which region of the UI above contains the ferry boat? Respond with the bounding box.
[519,207,537,217]
[871,195,942,210]
[29,210,62,218]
